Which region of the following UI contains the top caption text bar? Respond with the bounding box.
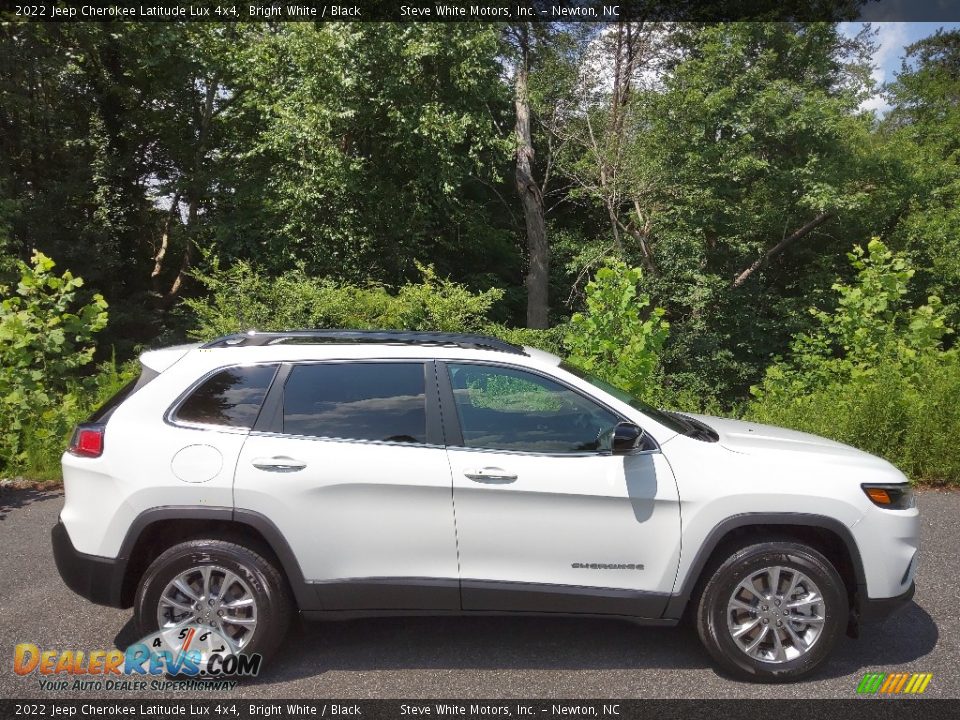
[4,0,960,23]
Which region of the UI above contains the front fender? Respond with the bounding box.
[663,510,866,619]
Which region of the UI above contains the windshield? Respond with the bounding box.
[559,361,690,435]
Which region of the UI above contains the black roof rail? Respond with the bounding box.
[200,329,527,355]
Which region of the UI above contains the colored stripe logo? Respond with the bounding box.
[857,672,932,694]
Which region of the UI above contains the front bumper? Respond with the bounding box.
[846,581,915,638]
[51,520,128,608]
[858,580,916,623]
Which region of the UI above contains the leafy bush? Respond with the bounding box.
[747,239,959,484]
[15,356,139,480]
[482,324,566,355]
[0,251,109,473]
[752,239,951,396]
[185,260,573,361]
[184,260,505,338]
[563,261,669,403]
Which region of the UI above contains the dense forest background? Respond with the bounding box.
[1,21,959,482]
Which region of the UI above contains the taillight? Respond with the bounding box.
[68,424,105,458]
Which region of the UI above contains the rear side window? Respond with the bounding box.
[282,362,426,444]
[175,364,279,428]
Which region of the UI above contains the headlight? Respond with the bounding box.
[861,483,915,510]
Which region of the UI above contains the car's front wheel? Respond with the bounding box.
[134,539,293,669]
[696,541,847,682]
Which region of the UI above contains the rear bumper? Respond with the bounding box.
[51,520,128,608]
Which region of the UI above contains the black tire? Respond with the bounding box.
[134,539,293,669]
[696,541,847,682]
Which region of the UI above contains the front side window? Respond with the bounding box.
[447,364,620,454]
[175,364,279,428]
[282,362,427,444]
[559,361,691,435]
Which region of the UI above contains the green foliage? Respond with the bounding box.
[5,23,960,483]
[227,23,514,285]
[582,22,881,403]
[747,240,958,483]
[15,356,139,481]
[482,324,566,355]
[751,239,952,399]
[184,259,505,339]
[0,251,108,470]
[563,261,669,402]
[462,372,565,413]
[186,258,574,361]
[883,29,960,311]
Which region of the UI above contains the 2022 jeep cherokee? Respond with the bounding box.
[52,330,919,681]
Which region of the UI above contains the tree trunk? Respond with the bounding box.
[162,196,196,307]
[514,24,549,329]
[151,191,181,295]
[591,22,643,255]
[160,77,217,309]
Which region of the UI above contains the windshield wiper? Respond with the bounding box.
[669,412,719,442]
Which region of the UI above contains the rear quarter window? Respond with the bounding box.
[173,364,279,428]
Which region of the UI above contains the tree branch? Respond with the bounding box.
[732,212,834,288]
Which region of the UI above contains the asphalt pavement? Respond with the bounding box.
[0,488,956,699]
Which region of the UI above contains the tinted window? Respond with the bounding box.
[447,364,620,453]
[282,363,426,443]
[175,364,278,428]
[559,361,689,435]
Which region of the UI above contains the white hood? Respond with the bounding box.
[687,414,897,473]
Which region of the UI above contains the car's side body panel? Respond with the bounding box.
[448,448,681,602]
[234,435,460,606]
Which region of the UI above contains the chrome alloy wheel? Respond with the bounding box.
[726,565,826,664]
[157,565,257,653]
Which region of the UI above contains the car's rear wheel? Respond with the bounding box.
[696,541,847,682]
[134,539,293,669]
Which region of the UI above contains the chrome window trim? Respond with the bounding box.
[444,445,660,459]
[247,430,444,451]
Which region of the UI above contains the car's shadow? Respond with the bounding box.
[826,601,940,679]
[113,600,938,686]
[0,487,61,521]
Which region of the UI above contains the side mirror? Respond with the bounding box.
[611,422,645,454]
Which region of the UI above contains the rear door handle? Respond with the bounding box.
[252,456,307,472]
[464,467,517,483]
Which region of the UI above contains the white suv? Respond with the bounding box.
[53,330,919,682]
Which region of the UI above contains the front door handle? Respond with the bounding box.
[252,456,307,472]
[464,467,517,483]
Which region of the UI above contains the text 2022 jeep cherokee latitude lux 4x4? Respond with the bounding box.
[52,330,919,682]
